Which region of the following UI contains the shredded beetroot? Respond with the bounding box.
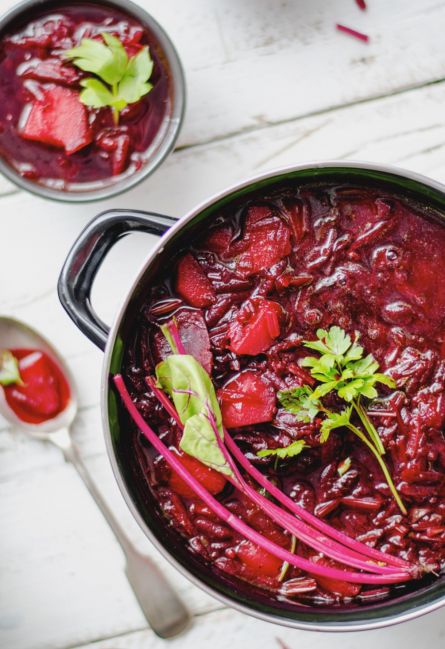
[336,23,369,42]
[355,0,367,10]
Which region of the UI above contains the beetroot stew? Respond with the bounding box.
[121,181,445,607]
[0,2,171,188]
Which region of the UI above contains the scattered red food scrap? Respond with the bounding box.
[336,23,369,42]
[355,0,367,10]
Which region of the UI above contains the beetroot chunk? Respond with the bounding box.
[19,85,92,155]
[20,58,81,86]
[176,253,216,308]
[153,309,213,373]
[168,451,227,499]
[228,297,283,355]
[234,208,291,277]
[219,371,276,428]
[236,539,282,579]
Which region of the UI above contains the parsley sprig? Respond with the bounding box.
[64,32,154,124]
[257,439,308,460]
[276,326,406,515]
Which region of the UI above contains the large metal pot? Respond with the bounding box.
[58,161,445,631]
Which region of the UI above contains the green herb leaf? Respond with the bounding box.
[64,34,154,123]
[278,385,320,422]
[319,407,352,443]
[257,439,308,460]
[291,325,406,514]
[0,350,23,386]
[79,78,115,108]
[337,456,352,477]
[180,413,233,476]
[118,47,153,103]
[155,354,233,477]
[65,35,126,85]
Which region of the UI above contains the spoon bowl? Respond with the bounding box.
[0,316,77,433]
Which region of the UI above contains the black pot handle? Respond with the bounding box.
[58,209,177,351]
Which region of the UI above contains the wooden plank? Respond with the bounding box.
[76,605,445,649]
[0,0,444,150]
[0,458,220,649]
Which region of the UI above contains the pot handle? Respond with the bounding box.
[58,209,177,351]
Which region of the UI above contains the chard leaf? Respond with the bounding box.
[156,355,222,430]
[180,413,232,476]
[155,354,233,477]
[0,350,23,386]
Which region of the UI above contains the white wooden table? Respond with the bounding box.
[1,1,445,647]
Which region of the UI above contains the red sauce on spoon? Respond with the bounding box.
[3,348,70,424]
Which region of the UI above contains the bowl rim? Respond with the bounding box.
[0,0,186,203]
[101,160,445,631]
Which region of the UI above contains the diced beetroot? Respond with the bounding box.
[96,129,130,176]
[245,204,274,224]
[236,539,282,578]
[235,214,291,277]
[20,58,81,86]
[227,297,283,355]
[153,309,213,374]
[168,451,227,499]
[175,253,216,308]
[219,371,276,428]
[19,85,92,154]
[311,556,362,597]
[203,226,233,255]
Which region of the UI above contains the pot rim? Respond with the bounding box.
[0,0,186,203]
[100,159,445,631]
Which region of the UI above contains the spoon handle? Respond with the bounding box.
[50,429,191,638]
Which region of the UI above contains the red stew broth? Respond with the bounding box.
[122,182,445,607]
[0,2,170,187]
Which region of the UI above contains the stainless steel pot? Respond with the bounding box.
[58,161,445,631]
[0,0,185,202]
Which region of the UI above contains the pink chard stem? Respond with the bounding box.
[113,374,411,585]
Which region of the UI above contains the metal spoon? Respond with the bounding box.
[0,316,191,639]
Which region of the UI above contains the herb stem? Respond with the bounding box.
[279,534,297,582]
[353,400,386,455]
[347,423,407,515]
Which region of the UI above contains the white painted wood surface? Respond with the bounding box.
[1,1,445,648]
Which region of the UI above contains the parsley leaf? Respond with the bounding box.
[64,33,154,124]
[278,385,320,421]
[257,439,308,460]
[278,325,406,514]
[0,350,23,386]
[319,407,352,443]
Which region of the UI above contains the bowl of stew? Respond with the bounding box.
[0,0,185,201]
[58,161,445,631]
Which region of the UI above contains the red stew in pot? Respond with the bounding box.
[122,182,445,606]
